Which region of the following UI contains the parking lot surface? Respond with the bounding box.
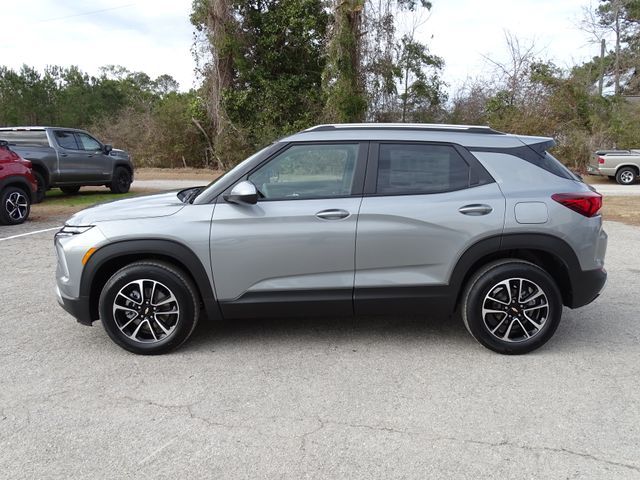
[0,220,638,479]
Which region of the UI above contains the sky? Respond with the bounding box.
[0,0,599,93]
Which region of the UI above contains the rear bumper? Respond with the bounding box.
[56,285,94,326]
[569,267,607,308]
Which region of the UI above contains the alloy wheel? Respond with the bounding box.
[620,170,635,184]
[482,278,549,343]
[112,279,180,344]
[5,191,28,221]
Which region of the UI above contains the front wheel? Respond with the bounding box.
[99,261,200,354]
[109,167,132,193]
[0,186,31,225]
[461,259,563,355]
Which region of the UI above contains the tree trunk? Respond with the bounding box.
[614,1,621,95]
[599,38,606,96]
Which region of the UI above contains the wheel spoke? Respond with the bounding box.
[502,318,516,340]
[490,316,509,334]
[154,294,177,307]
[486,295,509,306]
[130,319,146,340]
[152,316,170,335]
[523,312,543,330]
[114,304,138,314]
[118,291,141,305]
[516,318,530,339]
[523,303,548,312]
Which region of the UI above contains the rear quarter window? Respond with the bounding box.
[376,143,470,195]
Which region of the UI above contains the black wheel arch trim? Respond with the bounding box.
[81,239,221,323]
[450,232,603,309]
[0,175,35,202]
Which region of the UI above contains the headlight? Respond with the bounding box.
[56,225,94,237]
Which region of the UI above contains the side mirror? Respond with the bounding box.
[103,144,113,154]
[224,180,258,205]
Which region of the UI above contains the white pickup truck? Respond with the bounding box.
[588,149,640,185]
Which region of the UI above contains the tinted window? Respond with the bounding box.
[249,144,358,200]
[376,144,470,195]
[0,130,49,147]
[54,131,80,150]
[77,133,102,151]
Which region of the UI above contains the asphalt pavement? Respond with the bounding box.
[0,220,638,479]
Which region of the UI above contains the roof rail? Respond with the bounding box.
[304,123,504,135]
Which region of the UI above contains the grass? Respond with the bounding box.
[30,187,156,221]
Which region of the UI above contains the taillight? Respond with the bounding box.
[598,156,605,164]
[552,192,602,217]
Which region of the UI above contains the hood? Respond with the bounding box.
[110,148,130,160]
[66,191,186,225]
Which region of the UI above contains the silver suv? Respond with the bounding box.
[55,124,608,355]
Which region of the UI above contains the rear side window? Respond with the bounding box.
[54,131,80,150]
[376,144,470,195]
[0,130,49,147]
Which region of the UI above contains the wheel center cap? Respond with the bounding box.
[511,307,519,314]
[144,307,150,315]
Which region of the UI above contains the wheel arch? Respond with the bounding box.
[113,162,133,178]
[450,234,580,309]
[0,175,34,202]
[81,239,221,323]
[615,163,640,175]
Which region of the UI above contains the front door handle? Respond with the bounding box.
[316,209,350,220]
[459,204,493,216]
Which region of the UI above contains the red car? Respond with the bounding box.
[0,140,38,225]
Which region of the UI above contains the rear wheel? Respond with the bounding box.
[60,186,81,195]
[109,167,131,194]
[0,186,31,225]
[462,259,563,355]
[99,261,200,354]
[616,167,637,185]
[33,170,46,202]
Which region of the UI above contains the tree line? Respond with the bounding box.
[1,0,640,170]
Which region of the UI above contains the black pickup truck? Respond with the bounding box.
[0,127,133,201]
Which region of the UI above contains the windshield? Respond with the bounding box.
[192,145,273,201]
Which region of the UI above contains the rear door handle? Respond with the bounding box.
[459,204,493,216]
[316,209,350,220]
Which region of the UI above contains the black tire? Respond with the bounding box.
[461,259,563,355]
[109,167,132,193]
[60,186,81,195]
[98,261,200,355]
[0,186,31,225]
[615,166,637,185]
[33,170,47,202]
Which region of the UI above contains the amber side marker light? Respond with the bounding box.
[82,247,98,265]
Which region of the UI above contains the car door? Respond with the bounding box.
[354,142,506,315]
[210,142,367,318]
[75,132,112,181]
[52,130,87,183]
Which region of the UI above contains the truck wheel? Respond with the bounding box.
[109,167,131,194]
[60,186,81,195]
[33,171,46,202]
[98,261,200,354]
[0,186,31,225]
[461,259,563,355]
[616,167,637,185]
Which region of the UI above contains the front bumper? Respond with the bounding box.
[56,285,94,326]
[570,267,607,308]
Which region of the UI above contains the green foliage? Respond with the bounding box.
[323,0,367,123]
[0,65,211,168]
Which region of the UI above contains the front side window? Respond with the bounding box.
[77,133,102,151]
[54,131,79,150]
[376,144,470,195]
[248,144,359,200]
